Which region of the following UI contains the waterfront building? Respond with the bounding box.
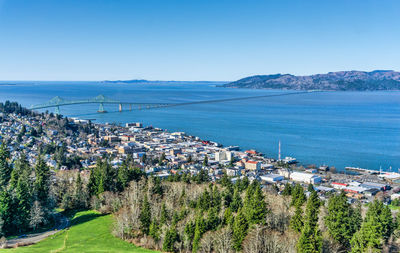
[260,174,284,183]
[290,171,322,184]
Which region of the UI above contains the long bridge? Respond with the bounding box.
[30,91,319,114]
[30,94,173,114]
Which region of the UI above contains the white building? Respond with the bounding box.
[215,150,232,162]
[290,172,322,184]
[260,174,284,183]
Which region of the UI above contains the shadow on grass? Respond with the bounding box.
[69,212,105,227]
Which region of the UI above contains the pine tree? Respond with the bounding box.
[203,155,208,167]
[243,182,267,224]
[160,202,169,225]
[282,182,292,196]
[163,226,178,252]
[74,173,85,208]
[297,222,322,253]
[207,207,220,231]
[139,195,151,235]
[184,220,196,242]
[0,143,11,188]
[158,152,166,165]
[230,188,242,212]
[325,192,361,248]
[116,162,130,191]
[297,190,322,253]
[34,155,50,208]
[290,203,304,233]
[232,208,249,251]
[291,183,306,206]
[149,219,160,241]
[14,166,32,233]
[192,215,206,252]
[223,207,234,226]
[0,190,12,236]
[350,200,394,252]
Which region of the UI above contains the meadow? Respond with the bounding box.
[1,210,157,253]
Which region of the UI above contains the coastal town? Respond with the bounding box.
[1,105,400,208]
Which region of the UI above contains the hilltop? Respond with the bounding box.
[223,70,400,91]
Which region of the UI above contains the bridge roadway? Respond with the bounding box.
[30,91,319,114]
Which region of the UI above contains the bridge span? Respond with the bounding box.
[30,91,319,114]
[30,94,173,114]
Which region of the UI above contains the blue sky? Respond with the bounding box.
[0,0,399,81]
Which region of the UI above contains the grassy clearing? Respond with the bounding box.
[2,210,158,253]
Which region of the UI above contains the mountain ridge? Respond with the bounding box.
[223,70,400,91]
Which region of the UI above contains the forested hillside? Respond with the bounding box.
[224,70,400,91]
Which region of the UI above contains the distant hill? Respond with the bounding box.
[102,79,227,85]
[223,70,400,91]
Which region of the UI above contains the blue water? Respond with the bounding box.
[0,81,399,171]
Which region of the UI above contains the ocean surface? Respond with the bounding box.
[0,81,399,171]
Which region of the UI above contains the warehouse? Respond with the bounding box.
[260,174,284,183]
[290,172,322,184]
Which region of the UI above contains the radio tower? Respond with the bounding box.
[278,140,281,161]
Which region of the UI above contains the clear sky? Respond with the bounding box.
[0,0,399,81]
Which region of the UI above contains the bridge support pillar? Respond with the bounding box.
[119,104,122,112]
[98,103,106,113]
[55,106,60,115]
[129,104,132,111]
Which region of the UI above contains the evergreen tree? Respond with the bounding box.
[116,162,130,191]
[160,202,169,225]
[163,226,178,252]
[203,155,208,167]
[230,188,242,212]
[291,183,306,207]
[243,181,267,224]
[232,208,249,251]
[297,222,322,253]
[290,203,304,233]
[0,143,11,188]
[74,173,85,208]
[220,172,231,188]
[325,192,361,248]
[297,190,322,253]
[34,155,50,208]
[282,182,292,196]
[192,215,206,252]
[149,219,160,241]
[350,200,394,252]
[151,176,164,196]
[13,166,32,233]
[139,195,151,235]
[0,190,12,236]
[223,188,233,208]
[223,207,234,226]
[184,220,196,242]
[207,207,220,231]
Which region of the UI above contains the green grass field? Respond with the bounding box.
[2,210,158,253]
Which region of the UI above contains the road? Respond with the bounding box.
[4,213,70,248]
